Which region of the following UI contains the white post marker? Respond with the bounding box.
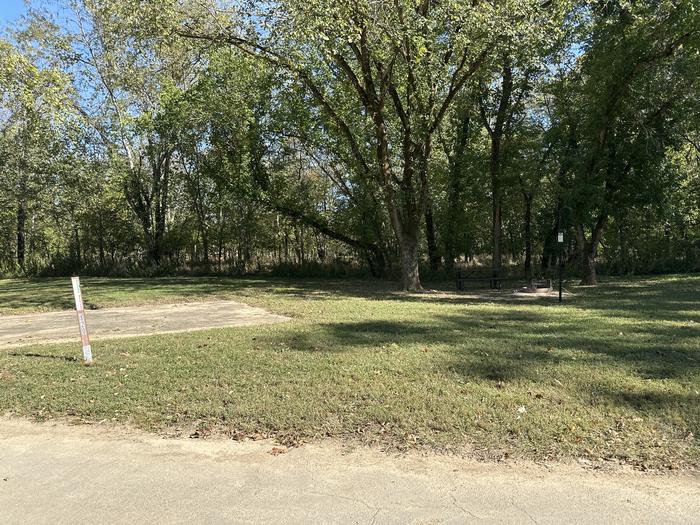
[71,276,93,363]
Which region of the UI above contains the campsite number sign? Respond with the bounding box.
[71,276,93,363]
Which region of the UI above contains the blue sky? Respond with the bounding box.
[0,0,27,26]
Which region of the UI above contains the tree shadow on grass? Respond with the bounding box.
[4,274,697,321]
[0,276,399,313]
[270,306,699,385]
[591,382,700,434]
[8,352,78,362]
[283,313,699,422]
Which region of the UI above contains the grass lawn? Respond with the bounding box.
[0,275,698,469]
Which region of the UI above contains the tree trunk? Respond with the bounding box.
[425,203,439,272]
[576,217,607,285]
[72,225,82,269]
[365,246,387,278]
[98,219,106,268]
[484,60,512,279]
[201,234,210,266]
[152,153,170,266]
[147,238,161,266]
[375,119,425,291]
[523,193,533,286]
[298,226,305,264]
[367,63,433,292]
[16,199,26,267]
[491,177,502,278]
[194,205,209,266]
[508,227,517,262]
[580,250,597,285]
[399,237,421,291]
[444,112,471,273]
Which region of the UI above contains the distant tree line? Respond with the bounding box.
[1,0,698,289]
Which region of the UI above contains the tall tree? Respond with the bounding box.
[0,38,73,270]
[31,0,205,265]
[173,0,560,290]
[552,0,700,284]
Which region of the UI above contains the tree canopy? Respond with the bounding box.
[0,0,698,288]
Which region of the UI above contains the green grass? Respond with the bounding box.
[0,275,698,469]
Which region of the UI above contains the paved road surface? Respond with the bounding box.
[1,419,698,524]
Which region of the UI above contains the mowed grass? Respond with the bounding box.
[0,275,698,469]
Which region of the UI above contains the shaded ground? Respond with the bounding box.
[0,275,698,469]
[0,276,571,315]
[1,418,698,525]
[0,301,289,348]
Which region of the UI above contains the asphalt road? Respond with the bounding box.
[1,419,698,524]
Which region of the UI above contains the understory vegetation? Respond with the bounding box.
[0,1,699,289]
[1,275,698,469]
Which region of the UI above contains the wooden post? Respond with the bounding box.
[71,276,93,363]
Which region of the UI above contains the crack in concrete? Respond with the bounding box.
[510,497,539,524]
[449,489,483,520]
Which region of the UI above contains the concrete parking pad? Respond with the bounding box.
[0,301,290,348]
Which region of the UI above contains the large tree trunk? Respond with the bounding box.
[384,179,423,291]
[147,240,161,266]
[374,111,425,291]
[576,217,607,285]
[399,235,421,291]
[580,250,598,285]
[388,203,423,290]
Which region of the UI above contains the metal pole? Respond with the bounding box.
[557,205,564,304]
[559,244,563,304]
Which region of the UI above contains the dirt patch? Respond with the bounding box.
[0,300,290,348]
